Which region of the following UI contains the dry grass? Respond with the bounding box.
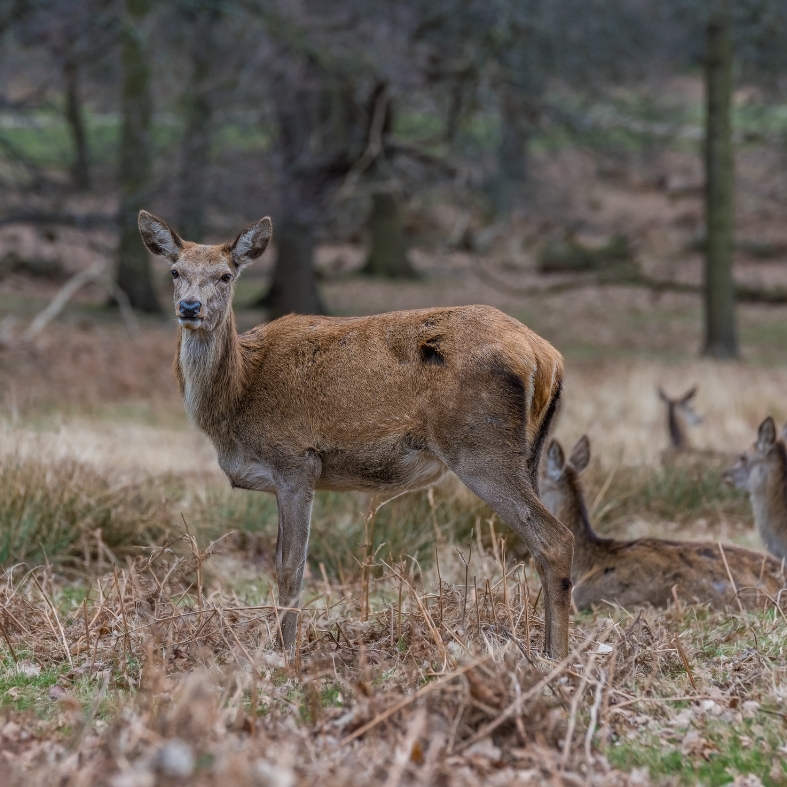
[556,359,787,469]
[3,348,786,785]
[1,516,785,787]
[0,384,785,786]
[0,400,785,786]
[0,453,183,568]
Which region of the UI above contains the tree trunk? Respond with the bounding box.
[362,190,417,278]
[176,4,220,242]
[262,218,325,319]
[703,2,737,358]
[488,89,529,216]
[116,0,160,313]
[63,59,90,191]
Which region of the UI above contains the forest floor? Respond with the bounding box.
[1,122,787,786]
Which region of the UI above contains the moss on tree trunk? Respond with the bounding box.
[703,1,737,358]
[362,191,416,278]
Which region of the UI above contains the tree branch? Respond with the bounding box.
[0,211,116,229]
[470,257,787,304]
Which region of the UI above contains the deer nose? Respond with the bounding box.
[179,300,201,318]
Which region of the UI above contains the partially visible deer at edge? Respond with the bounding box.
[541,435,785,611]
[723,417,787,561]
[658,385,701,452]
[137,210,573,659]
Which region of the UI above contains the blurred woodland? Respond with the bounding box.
[5,6,787,785]
[2,0,787,355]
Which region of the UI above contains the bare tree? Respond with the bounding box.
[116,0,160,313]
[176,0,222,242]
[63,58,90,191]
[360,85,417,279]
[10,0,119,194]
[703,0,737,358]
[256,6,377,317]
[261,62,341,318]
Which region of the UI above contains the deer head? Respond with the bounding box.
[138,211,272,332]
[658,385,701,450]
[541,435,591,529]
[723,416,785,495]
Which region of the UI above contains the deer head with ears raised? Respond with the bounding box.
[138,210,271,332]
[723,416,787,560]
[658,385,701,451]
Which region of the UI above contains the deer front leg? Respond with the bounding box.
[449,465,574,660]
[274,482,315,649]
[518,496,573,660]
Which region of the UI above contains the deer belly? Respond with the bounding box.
[217,449,277,492]
[317,446,448,492]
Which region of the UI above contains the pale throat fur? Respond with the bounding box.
[175,305,254,468]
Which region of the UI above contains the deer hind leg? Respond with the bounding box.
[274,484,315,649]
[452,469,574,660]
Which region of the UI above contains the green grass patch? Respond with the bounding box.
[0,662,60,713]
[593,455,750,532]
[201,482,489,582]
[609,722,787,787]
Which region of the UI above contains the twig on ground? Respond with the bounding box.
[31,574,72,668]
[339,652,494,747]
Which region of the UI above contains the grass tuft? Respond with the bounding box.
[0,454,180,567]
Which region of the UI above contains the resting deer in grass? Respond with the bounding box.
[723,417,787,561]
[658,385,701,451]
[541,436,785,611]
[137,210,573,658]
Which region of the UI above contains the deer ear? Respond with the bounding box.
[546,440,565,480]
[757,416,777,452]
[229,217,272,270]
[138,210,183,262]
[569,435,591,473]
[681,385,698,404]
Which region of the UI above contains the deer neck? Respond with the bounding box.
[750,450,787,558]
[175,311,245,437]
[668,407,689,450]
[552,478,605,580]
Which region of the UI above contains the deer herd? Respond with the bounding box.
[138,211,787,662]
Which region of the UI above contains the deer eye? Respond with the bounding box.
[220,273,232,283]
[171,269,179,279]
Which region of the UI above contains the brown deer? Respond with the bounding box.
[137,210,573,658]
[658,385,701,451]
[541,435,785,611]
[723,417,787,561]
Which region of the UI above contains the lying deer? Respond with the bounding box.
[658,385,701,451]
[723,417,787,561]
[541,435,785,611]
[137,211,573,658]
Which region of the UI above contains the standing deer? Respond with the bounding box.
[658,385,701,451]
[723,417,787,561]
[137,211,573,658]
[541,435,785,610]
